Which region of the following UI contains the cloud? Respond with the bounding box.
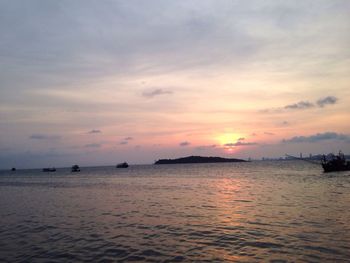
[29,134,61,140]
[88,129,101,134]
[263,96,338,113]
[264,132,275,135]
[284,101,314,110]
[0,1,348,168]
[118,137,133,145]
[282,132,350,143]
[238,137,245,141]
[224,141,258,147]
[179,141,190,147]
[85,143,101,148]
[316,96,338,107]
[142,89,173,98]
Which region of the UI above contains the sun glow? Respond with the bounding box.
[216,133,244,146]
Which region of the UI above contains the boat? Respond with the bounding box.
[321,152,350,173]
[71,165,81,172]
[42,168,56,172]
[286,152,350,173]
[116,162,129,168]
[11,167,16,171]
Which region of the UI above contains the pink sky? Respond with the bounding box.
[0,1,349,168]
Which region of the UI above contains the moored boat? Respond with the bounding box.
[286,151,350,173]
[116,162,129,168]
[42,168,56,172]
[71,165,81,172]
[321,152,350,172]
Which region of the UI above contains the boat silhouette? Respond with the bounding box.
[321,152,350,172]
[286,151,350,173]
[42,168,56,172]
[116,162,129,168]
[71,165,81,172]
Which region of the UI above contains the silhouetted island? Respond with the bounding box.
[154,156,247,165]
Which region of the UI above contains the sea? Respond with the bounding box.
[1,161,350,262]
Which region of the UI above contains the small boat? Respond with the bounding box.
[321,152,350,173]
[11,167,16,171]
[116,162,129,168]
[71,165,81,172]
[42,168,56,172]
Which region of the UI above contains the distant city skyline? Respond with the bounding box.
[0,0,349,169]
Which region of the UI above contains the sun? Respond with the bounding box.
[216,133,244,146]
[227,148,234,152]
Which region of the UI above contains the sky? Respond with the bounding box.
[0,0,349,168]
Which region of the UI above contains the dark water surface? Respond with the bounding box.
[1,161,350,262]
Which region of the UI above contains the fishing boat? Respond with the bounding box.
[42,168,56,172]
[116,162,129,168]
[286,152,350,173]
[71,165,81,172]
[321,152,350,173]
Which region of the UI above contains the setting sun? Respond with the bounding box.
[216,133,245,146]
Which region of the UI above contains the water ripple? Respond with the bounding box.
[1,162,350,262]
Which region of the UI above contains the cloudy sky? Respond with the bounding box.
[0,0,349,168]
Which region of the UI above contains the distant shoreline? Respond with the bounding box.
[154,155,247,165]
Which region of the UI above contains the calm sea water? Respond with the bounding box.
[1,161,350,262]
